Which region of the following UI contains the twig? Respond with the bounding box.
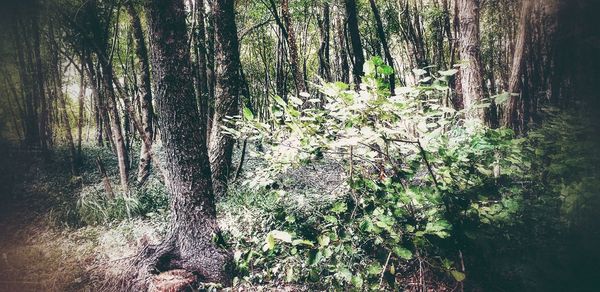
[379,251,392,289]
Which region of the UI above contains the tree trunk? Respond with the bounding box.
[504,0,533,131]
[126,2,155,185]
[334,8,350,84]
[278,0,306,95]
[31,4,50,155]
[124,0,232,289]
[369,0,396,94]
[457,0,485,120]
[77,64,85,161]
[192,0,210,141]
[317,3,332,82]
[208,0,242,199]
[345,0,365,89]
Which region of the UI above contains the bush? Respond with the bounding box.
[223,57,535,290]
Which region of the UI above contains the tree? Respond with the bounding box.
[504,0,533,131]
[124,0,232,288]
[368,0,395,94]
[457,0,485,120]
[281,0,306,95]
[125,1,154,185]
[208,0,242,199]
[317,2,332,82]
[345,0,365,89]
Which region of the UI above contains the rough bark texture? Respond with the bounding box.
[457,0,485,120]
[208,0,241,199]
[281,0,306,95]
[192,0,210,141]
[345,0,365,89]
[504,0,532,131]
[123,0,233,289]
[126,2,154,185]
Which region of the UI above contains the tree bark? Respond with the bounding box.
[124,0,232,289]
[457,0,485,120]
[281,0,306,95]
[345,0,365,89]
[125,2,155,185]
[192,0,210,141]
[317,3,332,82]
[504,0,533,131]
[208,0,242,199]
[334,8,350,84]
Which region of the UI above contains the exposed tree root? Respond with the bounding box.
[109,229,232,292]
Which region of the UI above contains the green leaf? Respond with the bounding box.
[393,246,413,260]
[324,215,338,224]
[351,275,364,288]
[318,234,331,247]
[451,270,466,282]
[336,267,352,282]
[263,233,276,251]
[271,230,293,243]
[273,95,286,107]
[292,239,314,247]
[367,262,383,275]
[331,201,347,214]
[492,92,510,104]
[242,107,254,120]
[438,69,458,76]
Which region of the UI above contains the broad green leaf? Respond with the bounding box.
[331,201,347,214]
[242,107,254,120]
[273,95,286,107]
[393,246,413,260]
[451,270,466,282]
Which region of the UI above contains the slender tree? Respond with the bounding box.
[125,1,154,185]
[504,0,533,131]
[369,0,396,94]
[457,0,485,120]
[317,2,332,81]
[281,0,306,95]
[345,0,365,89]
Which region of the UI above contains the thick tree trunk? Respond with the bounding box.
[123,0,232,289]
[208,0,242,199]
[126,2,155,185]
[504,0,533,131]
[369,0,396,94]
[457,0,485,120]
[345,0,365,89]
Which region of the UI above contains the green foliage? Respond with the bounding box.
[77,176,169,225]
[223,57,538,289]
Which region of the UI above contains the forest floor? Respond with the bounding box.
[0,145,164,292]
[0,143,338,291]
